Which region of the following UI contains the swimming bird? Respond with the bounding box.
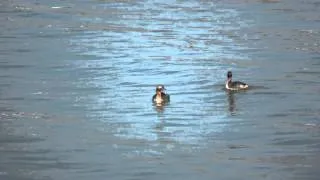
[225,71,249,91]
[152,85,170,104]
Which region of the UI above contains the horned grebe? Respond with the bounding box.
[152,85,170,104]
[225,71,249,91]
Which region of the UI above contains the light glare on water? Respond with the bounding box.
[68,0,252,147]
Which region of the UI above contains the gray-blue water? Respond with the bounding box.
[1,0,319,179]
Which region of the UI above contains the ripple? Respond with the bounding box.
[1,0,320,179]
[67,0,253,149]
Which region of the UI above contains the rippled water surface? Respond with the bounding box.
[1,0,320,179]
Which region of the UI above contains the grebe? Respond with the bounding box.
[152,85,170,104]
[225,71,249,91]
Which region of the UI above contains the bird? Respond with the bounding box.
[225,71,249,91]
[152,85,170,104]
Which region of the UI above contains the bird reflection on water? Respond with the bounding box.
[153,103,166,113]
[227,91,236,115]
[226,88,251,115]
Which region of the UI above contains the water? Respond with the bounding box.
[0,0,319,179]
